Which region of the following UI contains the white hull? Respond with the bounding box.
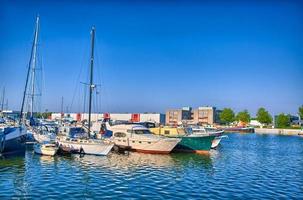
[211,136,222,148]
[34,143,58,156]
[57,138,114,156]
[113,137,180,153]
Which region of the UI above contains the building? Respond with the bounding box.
[166,107,192,125]
[51,112,165,124]
[192,107,216,125]
[165,106,219,125]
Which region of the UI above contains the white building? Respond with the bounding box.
[249,119,262,127]
[51,112,165,124]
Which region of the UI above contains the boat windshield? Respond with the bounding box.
[69,127,87,138]
[134,130,151,134]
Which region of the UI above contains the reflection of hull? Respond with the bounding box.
[174,135,215,154]
[34,143,58,156]
[0,127,27,155]
[113,137,180,154]
[57,138,114,156]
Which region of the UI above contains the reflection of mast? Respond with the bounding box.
[20,16,40,123]
[88,26,95,137]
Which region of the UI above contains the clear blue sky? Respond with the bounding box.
[0,0,302,116]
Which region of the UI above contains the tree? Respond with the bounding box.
[256,107,272,125]
[276,113,290,128]
[236,110,251,123]
[299,105,303,119]
[220,108,235,125]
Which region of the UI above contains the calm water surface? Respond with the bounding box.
[1,133,302,199]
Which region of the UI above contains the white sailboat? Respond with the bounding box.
[0,17,46,156]
[57,26,114,156]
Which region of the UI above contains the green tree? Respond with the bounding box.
[256,107,272,125]
[236,110,251,123]
[299,105,303,119]
[276,113,290,128]
[220,108,235,125]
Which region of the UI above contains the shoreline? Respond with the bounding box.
[254,128,303,136]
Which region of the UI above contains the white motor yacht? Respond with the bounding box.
[105,122,180,154]
[34,142,58,156]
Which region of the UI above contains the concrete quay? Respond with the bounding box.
[255,128,303,136]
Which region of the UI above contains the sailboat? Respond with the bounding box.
[0,17,46,156]
[23,16,56,145]
[57,26,114,156]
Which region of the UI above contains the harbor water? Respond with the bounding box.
[1,133,302,199]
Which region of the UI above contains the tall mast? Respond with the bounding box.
[1,87,5,111]
[30,16,40,118]
[60,96,64,123]
[20,16,40,123]
[88,26,95,137]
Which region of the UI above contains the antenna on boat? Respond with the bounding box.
[88,26,95,137]
[20,15,40,124]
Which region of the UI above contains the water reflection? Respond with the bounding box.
[70,151,214,174]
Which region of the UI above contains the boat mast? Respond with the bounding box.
[1,87,5,111]
[20,16,40,123]
[88,26,95,137]
[30,16,40,118]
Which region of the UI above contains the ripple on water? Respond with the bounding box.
[0,133,303,199]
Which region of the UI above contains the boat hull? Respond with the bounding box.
[173,135,215,153]
[113,138,180,154]
[211,136,222,149]
[34,144,58,156]
[57,139,114,156]
[0,127,27,155]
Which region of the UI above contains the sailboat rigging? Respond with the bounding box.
[57,26,114,156]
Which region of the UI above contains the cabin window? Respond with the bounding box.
[132,141,135,143]
[134,130,151,134]
[114,132,126,137]
[139,141,142,143]
[123,140,126,142]
[164,130,170,135]
[148,142,151,144]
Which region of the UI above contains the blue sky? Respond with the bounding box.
[0,0,302,116]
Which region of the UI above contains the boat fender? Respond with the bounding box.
[79,147,84,154]
[0,134,5,153]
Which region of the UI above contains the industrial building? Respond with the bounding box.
[51,112,165,124]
